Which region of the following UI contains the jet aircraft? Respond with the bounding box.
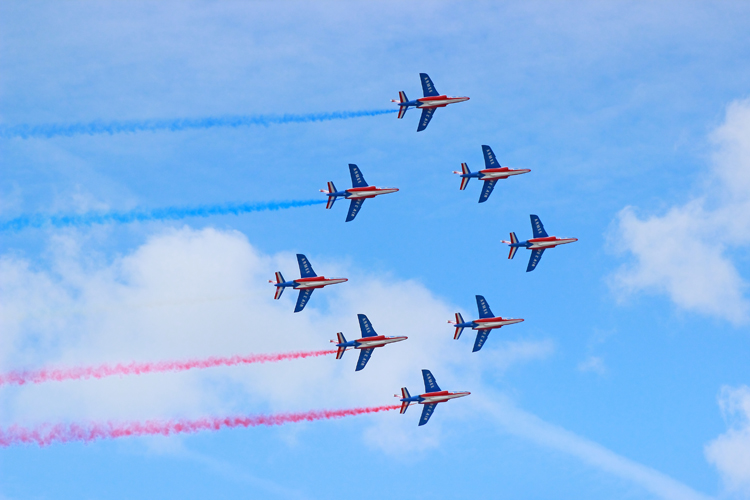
[320,164,398,222]
[270,254,347,312]
[392,73,469,132]
[502,215,578,272]
[449,295,524,352]
[397,369,470,426]
[331,314,407,371]
[453,145,530,203]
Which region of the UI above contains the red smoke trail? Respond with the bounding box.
[0,350,337,386]
[0,405,401,447]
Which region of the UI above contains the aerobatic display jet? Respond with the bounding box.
[453,145,530,203]
[396,369,470,426]
[392,73,469,132]
[449,295,524,352]
[331,314,407,371]
[320,164,398,222]
[270,254,347,312]
[502,215,578,272]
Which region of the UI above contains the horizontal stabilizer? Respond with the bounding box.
[397,106,407,119]
[508,245,518,260]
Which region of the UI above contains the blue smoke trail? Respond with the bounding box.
[0,199,326,232]
[0,109,398,139]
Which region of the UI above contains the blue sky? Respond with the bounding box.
[2,1,750,499]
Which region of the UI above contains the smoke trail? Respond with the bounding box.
[0,109,398,139]
[0,350,337,386]
[0,405,401,447]
[0,199,326,232]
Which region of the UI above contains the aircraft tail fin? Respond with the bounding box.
[272,272,285,300]
[324,182,337,209]
[453,313,465,339]
[395,92,408,119]
[400,387,411,414]
[508,232,519,260]
[459,163,471,190]
[335,332,347,359]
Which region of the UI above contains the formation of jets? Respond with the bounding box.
[269,73,577,425]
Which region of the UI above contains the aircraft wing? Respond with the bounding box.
[481,145,500,168]
[526,249,545,272]
[419,73,440,97]
[478,180,497,203]
[475,295,495,319]
[418,403,438,426]
[355,348,374,371]
[294,289,314,312]
[345,199,365,222]
[296,254,317,278]
[530,214,549,238]
[421,369,442,392]
[417,108,436,132]
[348,164,368,188]
[357,314,377,337]
[473,329,491,352]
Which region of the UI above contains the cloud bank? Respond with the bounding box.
[705,386,750,496]
[611,99,750,324]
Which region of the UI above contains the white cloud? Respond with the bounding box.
[611,99,750,324]
[705,385,750,496]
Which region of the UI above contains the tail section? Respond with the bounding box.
[392,91,409,119]
[323,182,337,209]
[459,163,471,190]
[272,272,285,299]
[453,313,465,340]
[400,387,411,413]
[508,232,519,260]
[335,332,347,359]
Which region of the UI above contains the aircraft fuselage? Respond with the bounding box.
[477,167,531,180]
[399,95,470,109]
[345,186,399,199]
[472,317,524,330]
[291,276,348,289]
[337,335,407,350]
[525,236,578,250]
[418,390,471,404]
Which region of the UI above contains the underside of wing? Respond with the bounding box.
[348,164,368,188]
[526,249,545,272]
[475,295,495,319]
[530,214,549,238]
[472,329,491,352]
[357,314,377,337]
[419,73,440,97]
[294,289,314,312]
[417,108,436,132]
[478,179,497,203]
[355,348,374,371]
[296,254,317,278]
[418,403,438,426]
[346,199,365,222]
